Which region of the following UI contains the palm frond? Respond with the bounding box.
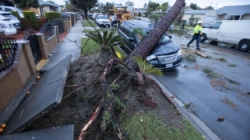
[132,55,163,76]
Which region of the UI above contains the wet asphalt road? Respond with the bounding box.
[155,35,250,140]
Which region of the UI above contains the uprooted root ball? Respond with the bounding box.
[25,49,185,140]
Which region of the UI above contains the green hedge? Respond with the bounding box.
[45,12,60,22]
[23,11,38,30]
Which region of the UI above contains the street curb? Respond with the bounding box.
[146,75,221,140]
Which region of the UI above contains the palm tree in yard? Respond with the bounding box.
[86,30,125,55]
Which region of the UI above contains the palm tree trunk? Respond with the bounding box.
[125,0,185,70]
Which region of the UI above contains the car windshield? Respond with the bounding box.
[98,16,107,19]
[0,13,16,19]
[136,29,170,43]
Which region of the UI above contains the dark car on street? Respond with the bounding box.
[118,20,182,71]
[60,12,70,19]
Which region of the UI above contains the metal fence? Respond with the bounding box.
[71,14,75,26]
[52,19,64,34]
[39,23,54,41]
[24,29,42,65]
[0,37,18,72]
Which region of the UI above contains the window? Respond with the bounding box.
[119,23,124,31]
[226,15,240,20]
[123,24,130,36]
[211,22,222,29]
[129,28,136,40]
[0,7,2,10]
[5,8,12,11]
[97,15,108,19]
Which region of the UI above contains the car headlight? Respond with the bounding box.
[177,49,182,56]
[146,55,156,61]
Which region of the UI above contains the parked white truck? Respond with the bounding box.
[200,20,250,52]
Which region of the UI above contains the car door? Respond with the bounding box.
[206,22,222,40]
[118,23,131,53]
[126,28,137,52]
[122,24,134,53]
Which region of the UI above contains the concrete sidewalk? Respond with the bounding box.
[40,20,84,72]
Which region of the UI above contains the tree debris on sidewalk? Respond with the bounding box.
[195,51,207,58]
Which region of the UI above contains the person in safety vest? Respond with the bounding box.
[187,21,203,50]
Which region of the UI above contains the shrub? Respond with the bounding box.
[23,11,38,30]
[45,12,60,22]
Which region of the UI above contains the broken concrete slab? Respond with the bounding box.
[3,55,71,134]
[0,125,74,140]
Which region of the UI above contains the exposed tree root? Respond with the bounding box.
[77,56,131,139]
[78,98,104,140]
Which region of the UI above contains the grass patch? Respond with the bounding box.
[121,111,204,140]
[227,78,240,85]
[185,54,196,62]
[216,58,227,62]
[81,38,100,54]
[203,67,218,78]
[227,63,237,67]
[82,29,94,33]
[83,28,118,34]
[82,20,98,27]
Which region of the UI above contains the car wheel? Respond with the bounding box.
[238,40,250,52]
[200,34,207,43]
[210,41,218,45]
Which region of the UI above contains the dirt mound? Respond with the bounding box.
[25,50,185,139]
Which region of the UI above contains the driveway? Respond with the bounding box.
[155,34,250,140]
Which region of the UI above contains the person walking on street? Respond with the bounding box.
[187,21,203,50]
[180,19,186,30]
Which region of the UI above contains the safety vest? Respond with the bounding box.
[193,25,202,35]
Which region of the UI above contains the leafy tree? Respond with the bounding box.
[189,3,197,9]
[189,3,202,10]
[156,2,169,13]
[125,0,185,69]
[13,0,39,10]
[103,2,114,15]
[204,6,214,10]
[69,0,98,19]
[147,2,160,16]
[149,13,162,23]
[66,3,79,12]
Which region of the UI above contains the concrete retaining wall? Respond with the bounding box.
[0,41,36,111]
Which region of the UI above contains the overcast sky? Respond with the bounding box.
[53,0,250,9]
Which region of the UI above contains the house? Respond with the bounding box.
[30,0,60,16]
[125,2,134,12]
[182,10,217,24]
[216,4,250,20]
